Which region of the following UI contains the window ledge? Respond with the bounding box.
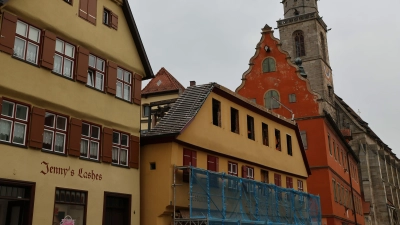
[41,149,68,157]
[115,96,133,104]
[85,85,106,94]
[0,140,28,149]
[79,157,101,163]
[111,163,130,169]
[12,56,40,68]
[51,71,75,82]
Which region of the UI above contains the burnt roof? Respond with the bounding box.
[142,67,185,95]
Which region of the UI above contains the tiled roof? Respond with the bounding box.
[144,83,213,136]
[143,83,296,137]
[141,67,185,95]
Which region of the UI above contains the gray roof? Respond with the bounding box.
[143,83,214,136]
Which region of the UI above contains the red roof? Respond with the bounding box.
[141,67,185,95]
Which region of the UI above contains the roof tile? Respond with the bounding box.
[141,67,185,95]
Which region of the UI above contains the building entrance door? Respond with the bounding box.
[5,201,26,225]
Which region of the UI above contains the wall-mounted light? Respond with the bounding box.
[264,45,270,52]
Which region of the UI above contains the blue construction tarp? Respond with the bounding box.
[189,167,321,225]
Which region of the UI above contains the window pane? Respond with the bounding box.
[117,68,123,80]
[13,123,26,144]
[90,141,98,159]
[95,72,104,91]
[55,133,65,153]
[89,55,96,68]
[56,117,67,130]
[120,149,128,166]
[28,27,40,42]
[16,21,27,37]
[65,43,75,58]
[116,82,122,98]
[91,126,100,139]
[15,105,27,121]
[121,134,128,146]
[0,119,12,142]
[55,39,64,53]
[82,124,90,136]
[26,43,38,64]
[42,130,53,150]
[53,55,63,74]
[80,139,89,157]
[96,58,105,71]
[45,113,55,127]
[113,132,120,144]
[123,84,131,101]
[63,58,73,78]
[13,38,26,59]
[124,72,131,83]
[112,147,119,163]
[1,101,14,117]
[53,203,84,225]
[87,71,94,87]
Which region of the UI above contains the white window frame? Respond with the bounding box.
[0,100,29,146]
[14,21,41,64]
[80,123,100,160]
[43,112,67,153]
[116,67,132,102]
[87,55,105,91]
[53,39,75,79]
[112,131,129,166]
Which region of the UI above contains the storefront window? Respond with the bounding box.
[53,188,87,225]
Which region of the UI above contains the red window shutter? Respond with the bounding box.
[68,118,82,157]
[87,0,97,24]
[79,0,88,20]
[129,135,139,169]
[76,46,89,83]
[0,97,2,115]
[0,12,17,55]
[133,74,142,105]
[183,149,191,166]
[242,166,248,178]
[207,155,212,171]
[40,30,56,70]
[29,107,45,149]
[191,151,197,167]
[111,12,118,30]
[106,61,117,95]
[102,127,112,163]
[215,157,219,172]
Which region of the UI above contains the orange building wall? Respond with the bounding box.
[236,28,364,225]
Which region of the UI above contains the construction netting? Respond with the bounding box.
[189,167,321,225]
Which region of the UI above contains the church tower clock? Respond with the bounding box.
[277,0,335,116]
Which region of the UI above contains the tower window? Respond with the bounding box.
[294,31,306,57]
[320,33,327,61]
[262,58,276,73]
[265,90,280,109]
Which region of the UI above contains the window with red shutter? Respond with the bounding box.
[133,74,141,105]
[112,131,129,166]
[116,67,133,101]
[207,155,218,172]
[274,174,281,187]
[53,39,76,79]
[14,20,41,64]
[286,177,293,188]
[76,46,89,83]
[79,0,97,25]
[42,111,68,153]
[111,12,118,30]
[297,180,304,191]
[129,135,139,169]
[28,107,45,149]
[0,12,17,55]
[106,61,117,95]
[68,118,82,157]
[183,149,196,182]
[80,122,101,160]
[40,30,56,70]
[102,127,113,163]
[0,98,30,147]
[242,165,248,178]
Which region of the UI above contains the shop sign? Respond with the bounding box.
[40,161,102,181]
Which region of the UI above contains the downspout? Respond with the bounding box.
[347,152,359,225]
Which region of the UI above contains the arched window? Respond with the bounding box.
[294,31,305,57]
[262,58,276,73]
[320,33,326,61]
[265,90,280,109]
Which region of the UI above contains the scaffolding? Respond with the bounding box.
[173,166,321,225]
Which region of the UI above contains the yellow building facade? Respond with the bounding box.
[141,83,312,225]
[0,0,152,224]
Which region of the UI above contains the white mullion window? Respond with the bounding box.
[112,131,129,166]
[247,167,254,179]
[0,100,29,146]
[116,68,132,101]
[43,113,67,153]
[80,123,100,160]
[87,55,104,91]
[14,21,40,64]
[54,39,75,79]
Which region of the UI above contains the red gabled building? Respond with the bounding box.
[236,24,365,225]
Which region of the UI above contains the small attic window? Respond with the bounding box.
[157,80,162,86]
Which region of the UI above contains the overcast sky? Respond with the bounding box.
[130,0,400,156]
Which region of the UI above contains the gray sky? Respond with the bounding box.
[130,0,400,155]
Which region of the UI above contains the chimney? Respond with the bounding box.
[190,81,196,87]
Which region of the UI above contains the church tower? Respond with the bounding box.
[277,0,335,116]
